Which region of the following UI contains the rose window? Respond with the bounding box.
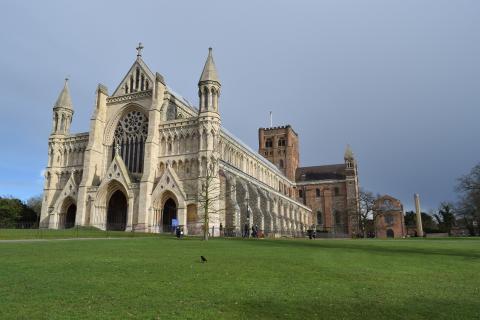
[112,111,148,174]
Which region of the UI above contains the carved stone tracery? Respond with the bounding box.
[113,111,148,174]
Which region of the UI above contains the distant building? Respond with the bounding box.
[373,195,406,238]
[258,126,360,237]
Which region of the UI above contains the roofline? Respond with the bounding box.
[296,179,346,186]
[259,125,298,136]
[220,127,293,183]
[297,163,345,170]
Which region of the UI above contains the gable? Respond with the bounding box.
[375,195,403,212]
[103,153,132,187]
[54,171,79,211]
[152,166,187,201]
[112,59,155,96]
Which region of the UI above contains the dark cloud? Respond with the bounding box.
[0,0,478,209]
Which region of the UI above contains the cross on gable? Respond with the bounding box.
[136,42,144,58]
[112,43,154,96]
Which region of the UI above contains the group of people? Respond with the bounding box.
[243,223,260,238]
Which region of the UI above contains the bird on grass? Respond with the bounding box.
[200,256,207,263]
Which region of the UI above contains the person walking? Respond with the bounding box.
[243,223,249,238]
[252,225,259,238]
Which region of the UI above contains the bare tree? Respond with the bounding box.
[196,161,237,241]
[456,163,480,235]
[457,163,480,192]
[358,188,377,238]
[26,194,43,223]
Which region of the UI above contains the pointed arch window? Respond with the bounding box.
[166,102,177,121]
[265,138,273,148]
[112,110,148,174]
[135,67,140,91]
[317,211,323,225]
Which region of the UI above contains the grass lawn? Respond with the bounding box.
[0,236,479,319]
[0,227,158,240]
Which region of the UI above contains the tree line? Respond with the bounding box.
[359,162,480,236]
[0,195,42,228]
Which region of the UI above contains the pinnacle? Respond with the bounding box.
[344,144,354,159]
[199,47,220,84]
[54,78,73,110]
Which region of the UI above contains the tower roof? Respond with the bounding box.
[344,144,354,159]
[54,79,73,110]
[199,48,220,84]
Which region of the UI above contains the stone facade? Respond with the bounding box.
[373,195,406,238]
[258,127,361,237]
[39,46,312,237]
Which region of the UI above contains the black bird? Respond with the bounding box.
[200,256,207,263]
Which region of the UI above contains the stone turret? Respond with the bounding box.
[344,144,355,170]
[52,79,74,135]
[40,79,75,228]
[344,144,360,235]
[198,48,221,115]
[197,48,222,236]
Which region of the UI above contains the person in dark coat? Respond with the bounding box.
[243,223,249,238]
[175,226,181,238]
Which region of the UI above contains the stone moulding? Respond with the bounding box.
[106,90,153,105]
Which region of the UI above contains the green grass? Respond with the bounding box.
[0,227,158,240]
[0,236,479,319]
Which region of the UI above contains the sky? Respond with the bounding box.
[0,0,478,211]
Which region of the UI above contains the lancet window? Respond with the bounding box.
[112,111,148,174]
[124,67,150,94]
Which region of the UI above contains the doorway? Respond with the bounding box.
[387,229,394,238]
[162,198,177,232]
[65,204,76,229]
[107,190,127,231]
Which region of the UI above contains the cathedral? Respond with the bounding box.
[40,45,360,237]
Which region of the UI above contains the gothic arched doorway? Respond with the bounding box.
[107,190,127,231]
[387,229,394,238]
[65,204,76,229]
[162,198,177,232]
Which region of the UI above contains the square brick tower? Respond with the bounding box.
[258,125,299,181]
